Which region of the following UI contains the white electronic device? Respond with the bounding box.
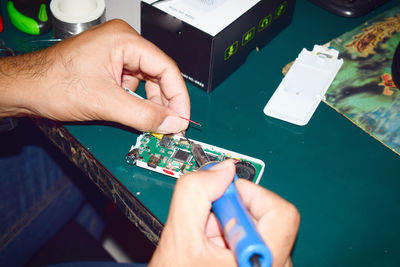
[126,133,266,184]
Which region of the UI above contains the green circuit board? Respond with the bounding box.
[126,133,265,183]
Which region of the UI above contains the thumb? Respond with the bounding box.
[105,85,188,133]
[167,160,237,242]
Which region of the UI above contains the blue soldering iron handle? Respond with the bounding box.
[201,162,273,267]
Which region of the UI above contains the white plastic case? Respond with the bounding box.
[264,45,343,126]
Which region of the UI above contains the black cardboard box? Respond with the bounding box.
[141,0,295,92]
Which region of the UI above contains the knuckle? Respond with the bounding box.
[106,19,128,29]
[283,202,300,228]
[103,19,139,37]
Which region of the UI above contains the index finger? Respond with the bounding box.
[235,179,300,267]
[234,179,290,220]
[119,28,190,119]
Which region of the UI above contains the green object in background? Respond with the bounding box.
[38,3,48,22]
[7,0,51,35]
[7,1,39,35]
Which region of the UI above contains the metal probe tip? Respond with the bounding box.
[181,131,192,144]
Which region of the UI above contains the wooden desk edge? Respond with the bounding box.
[34,118,163,246]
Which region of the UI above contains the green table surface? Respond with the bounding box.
[2,0,400,266]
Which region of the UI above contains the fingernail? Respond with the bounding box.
[157,116,186,133]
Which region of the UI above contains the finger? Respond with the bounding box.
[235,179,300,267]
[205,214,227,248]
[205,213,223,238]
[167,160,236,243]
[100,84,187,133]
[235,179,287,220]
[121,75,140,91]
[145,80,168,106]
[208,236,227,248]
[120,31,190,119]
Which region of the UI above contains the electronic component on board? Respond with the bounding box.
[235,161,257,181]
[205,153,218,162]
[191,143,209,167]
[160,135,172,148]
[126,148,139,165]
[173,149,191,163]
[179,164,187,173]
[126,133,265,184]
[152,133,164,139]
[147,154,161,168]
[179,138,190,148]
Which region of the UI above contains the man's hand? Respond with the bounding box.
[0,20,190,134]
[149,160,300,267]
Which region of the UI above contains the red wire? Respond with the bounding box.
[179,116,202,126]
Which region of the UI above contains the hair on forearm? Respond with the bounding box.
[0,49,54,83]
[0,48,55,118]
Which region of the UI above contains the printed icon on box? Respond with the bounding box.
[224,41,238,61]
[241,27,255,46]
[258,14,272,32]
[275,1,287,19]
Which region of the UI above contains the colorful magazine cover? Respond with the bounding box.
[324,5,400,156]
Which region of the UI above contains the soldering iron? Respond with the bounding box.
[191,143,273,267]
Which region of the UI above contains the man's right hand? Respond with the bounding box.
[149,160,300,267]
